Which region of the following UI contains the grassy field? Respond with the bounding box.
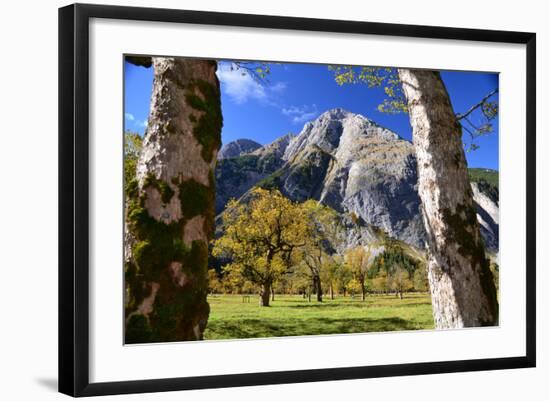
[204,293,434,340]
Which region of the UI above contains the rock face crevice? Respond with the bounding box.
[125,57,221,343]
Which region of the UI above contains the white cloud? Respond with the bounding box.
[125,113,148,130]
[270,81,287,93]
[216,65,286,105]
[282,104,319,124]
[132,119,148,129]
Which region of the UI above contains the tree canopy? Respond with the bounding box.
[212,188,308,305]
[328,65,498,152]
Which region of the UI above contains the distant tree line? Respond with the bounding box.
[211,187,431,305]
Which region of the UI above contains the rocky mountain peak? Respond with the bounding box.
[283,109,399,162]
[319,107,352,120]
[252,133,295,159]
[217,138,262,159]
[214,109,499,253]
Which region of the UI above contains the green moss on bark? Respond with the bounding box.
[126,314,153,344]
[441,203,479,259]
[441,202,499,325]
[124,261,148,315]
[125,175,215,342]
[204,171,216,239]
[185,79,222,163]
[143,174,175,204]
[177,178,210,220]
[148,240,210,341]
[126,178,139,200]
[127,200,189,281]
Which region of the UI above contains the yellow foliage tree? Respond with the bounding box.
[346,278,362,297]
[212,188,307,306]
[297,200,342,302]
[372,270,389,294]
[207,269,222,294]
[388,265,414,299]
[344,244,385,301]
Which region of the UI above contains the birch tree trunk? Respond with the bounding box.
[125,57,221,343]
[397,69,498,328]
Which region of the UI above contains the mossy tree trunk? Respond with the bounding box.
[397,69,498,328]
[125,57,221,343]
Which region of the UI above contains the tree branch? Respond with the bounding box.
[456,88,498,121]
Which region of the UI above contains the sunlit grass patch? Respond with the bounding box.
[203,293,434,340]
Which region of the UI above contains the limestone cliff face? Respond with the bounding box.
[472,181,499,251]
[280,108,426,248]
[214,108,499,253]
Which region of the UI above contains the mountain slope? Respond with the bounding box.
[277,108,425,247]
[214,135,293,213]
[469,168,499,189]
[217,138,262,159]
[215,109,499,252]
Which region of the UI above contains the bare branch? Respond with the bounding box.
[231,61,271,85]
[456,88,498,121]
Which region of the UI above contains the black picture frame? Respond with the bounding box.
[58,3,536,397]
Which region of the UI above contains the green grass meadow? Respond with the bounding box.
[204,293,434,340]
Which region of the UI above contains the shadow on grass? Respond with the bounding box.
[287,300,430,309]
[288,302,354,309]
[205,316,422,340]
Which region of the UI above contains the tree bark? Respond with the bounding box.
[260,281,271,306]
[125,57,221,343]
[397,69,499,328]
[360,280,366,301]
[313,276,323,302]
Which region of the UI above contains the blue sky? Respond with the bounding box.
[124,60,499,170]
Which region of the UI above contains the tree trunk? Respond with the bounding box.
[260,281,271,306]
[360,281,366,301]
[271,286,275,302]
[397,69,499,328]
[125,57,221,343]
[329,283,334,300]
[313,276,323,302]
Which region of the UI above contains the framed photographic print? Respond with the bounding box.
[58,3,536,397]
